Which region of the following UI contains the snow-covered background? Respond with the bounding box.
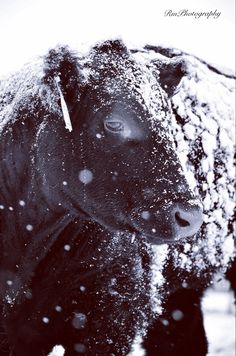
[202,279,235,356]
[0,0,235,355]
[0,0,235,76]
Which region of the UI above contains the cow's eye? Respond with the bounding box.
[104,120,125,133]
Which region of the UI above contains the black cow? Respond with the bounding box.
[0,40,234,355]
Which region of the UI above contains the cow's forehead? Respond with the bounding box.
[82,50,172,134]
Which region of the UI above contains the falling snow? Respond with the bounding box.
[26,224,34,232]
[78,169,94,185]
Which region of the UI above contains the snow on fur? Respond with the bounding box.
[0,42,235,353]
[0,59,61,133]
[170,54,235,272]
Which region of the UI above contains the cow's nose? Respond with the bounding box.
[130,201,203,243]
[171,203,203,240]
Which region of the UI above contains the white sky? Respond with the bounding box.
[0,0,235,76]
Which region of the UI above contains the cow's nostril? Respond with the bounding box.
[172,204,203,240]
[175,212,190,227]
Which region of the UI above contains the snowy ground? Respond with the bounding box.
[202,279,235,356]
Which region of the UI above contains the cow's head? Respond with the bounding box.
[37,40,203,244]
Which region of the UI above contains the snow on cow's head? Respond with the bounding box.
[34,40,203,245]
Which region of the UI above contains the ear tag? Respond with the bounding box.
[55,76,73,132]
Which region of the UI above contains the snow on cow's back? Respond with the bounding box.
[169,53,235,272]
[0,56,62,133]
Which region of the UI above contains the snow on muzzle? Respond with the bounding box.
[130,200,203,244]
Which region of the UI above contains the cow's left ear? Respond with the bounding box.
[155,59,187,96]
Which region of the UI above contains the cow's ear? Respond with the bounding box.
[155,59,187,96]
[43,46,80,106]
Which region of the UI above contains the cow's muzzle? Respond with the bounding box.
[130,201,203,244]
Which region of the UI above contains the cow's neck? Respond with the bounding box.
[0,190,88,306]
